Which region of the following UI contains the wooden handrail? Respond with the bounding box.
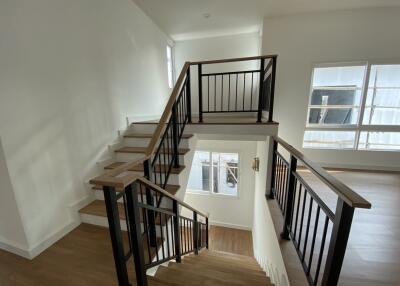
[136,177,209,218]
[190,54,277,65]
[145,62,191,157]
[274,136,372,209]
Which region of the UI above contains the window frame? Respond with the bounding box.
[187,150,241,198]
[304,60,400,152]
[166,45,175,89]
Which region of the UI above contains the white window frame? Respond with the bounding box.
[166,45,175,88]
[187,150,240,198]
[304,60,400,152]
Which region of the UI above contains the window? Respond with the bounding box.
[166,45,174,88]
[187,151,239,196]
[303,63,400,151]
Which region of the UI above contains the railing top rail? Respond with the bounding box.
[136,177,209,218]
[190,54,278,65]
[145,62,191,158]
[274,136,372,209]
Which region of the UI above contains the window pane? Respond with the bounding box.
[358,132,400,151]
[187,151,210,192]
[308,65,365,125]
[166,46,174,88]
[303,131,356,149]
[363,65,400,125]
[212,153,239,196]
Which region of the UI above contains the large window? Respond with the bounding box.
[304,62,400,151]
[166,45,174,88]
[187,151,239,196]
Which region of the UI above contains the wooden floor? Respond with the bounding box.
[0,224,253,285]
[269,169,400,286]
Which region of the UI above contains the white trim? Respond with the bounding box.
[0,236,30,259]
[209,220,252,231]
[126,114,161,125]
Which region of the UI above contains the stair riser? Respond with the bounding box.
[129,124,158,133]
[94,191,175,209]
[115,152,187,164]
[80,213,169,237]
[123,137,190,148]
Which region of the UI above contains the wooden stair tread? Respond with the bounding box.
[79,200,170,225]
[168,262,269,285]
[92,184,180,195]
[156,266,249,286]
[183,255,263,272]
[182,256,266,277]
[104,162,185,174]
[115,147,189,155]
[124,133,193,139]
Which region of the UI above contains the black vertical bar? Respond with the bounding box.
[257,58,265,122]
[307,206,321,275]
[228,75,231,111]
[268,56,277,122]
[281,155,297,240]
[193,212,198,254]
[186,68,192,123]
[250,72,254,110]
[103,187,130,286]
[302,198,314,261]
[293,184,302,239]
[165,214,171,258]
[314,215,329,285]
[321,199,355,286]
[298,190,308,248]
[173,201,182,262]
[207,76,210,112]
[143,160,157,247]
[214,75,216,112]
[171,103,180,168]
[235,74,238,111]
[125,183,148,286]
[206,217,209,249]
[197,64,203,122]
[221,75,224,112]
[269,140,278,199]
[243,73,246,110]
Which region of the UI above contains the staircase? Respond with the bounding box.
[148,250,273,286]
[86,56,278,286]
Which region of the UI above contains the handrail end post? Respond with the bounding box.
[198,64,203,123]
[206,216,209,249]
[268,56,277,123]
[173,200,182,263]
[257,59,265,123]
[321,198,355,286]
[186,67,192,123]
[193,212,199,255]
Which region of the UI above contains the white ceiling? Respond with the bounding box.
[132,0,400,40]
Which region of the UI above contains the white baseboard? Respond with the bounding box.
[209,220,252,231]
[0,235,30,259]
[127,114,161,125]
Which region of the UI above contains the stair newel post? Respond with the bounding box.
[103,186,130,286]
[125,182,148,286]
[281,154,297,240]
[186,65,192,123]
[268,139,278,199]
[268,56,277,123]
[173,200,182,263]
[193,212,199,255]
[198,64,203,123]
[143,159,157,247]
[321,198,355,286]
[206,216,209,249]
[171,103,180,168]
[257,58,265,123]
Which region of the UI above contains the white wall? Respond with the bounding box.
[262,8,400,170]
[174,32,262,115]
[252,139,289,286]
[183,140,257,230]
[0,0,172,257]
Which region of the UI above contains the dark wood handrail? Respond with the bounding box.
[136,177,209,218]
[274,136,371,209]
[145,62,191,157]
[190,54,277,65]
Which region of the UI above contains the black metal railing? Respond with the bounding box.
[191,55,277,123]
[268,137,371,286]
[99,177,208,286]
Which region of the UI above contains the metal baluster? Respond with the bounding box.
[243,73,246,110]
[221,75,224,111]
[302,198,314,261]
[314,215,330,285]
[298,191,308,249]
[198,64,203,122]
[281,155,297,239]
[173,200,181,262]
[257,58,265,122]
[307,206,321,275]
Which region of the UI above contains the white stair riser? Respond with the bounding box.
[129,124,158,133]
[123,137,190,148]
[115,152,187,164]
